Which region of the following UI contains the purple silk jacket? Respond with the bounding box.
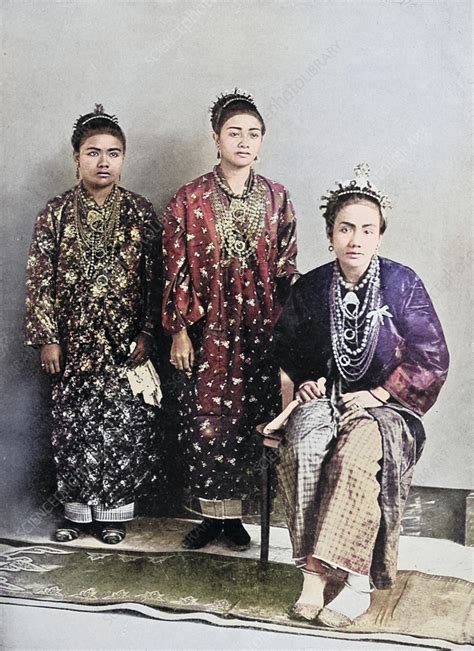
[274,257,449,588]
[275,257,448,418]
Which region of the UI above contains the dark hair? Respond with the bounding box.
[324,193,387,239]
[211,92,266,135]
[71,106,126,152]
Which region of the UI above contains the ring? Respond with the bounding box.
[351,402,361,411]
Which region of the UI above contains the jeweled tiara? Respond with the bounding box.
[210,88,258,123]
[320,163,392,217]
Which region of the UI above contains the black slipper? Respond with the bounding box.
[182,518,223,549]
[223,519,251,548]
[54,521,88,543]
[96,522,126,545]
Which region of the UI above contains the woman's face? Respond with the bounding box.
[74,133,124,192]
[332,200,382,278]
[214,113,263,169]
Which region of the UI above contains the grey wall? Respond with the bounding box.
[1,0,472,530]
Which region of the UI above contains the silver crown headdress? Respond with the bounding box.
[320,164,392,218]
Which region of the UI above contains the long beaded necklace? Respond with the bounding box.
[211,167,266,268]
[74,185,121,289]
[329,255,382,382]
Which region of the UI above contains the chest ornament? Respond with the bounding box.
[74,186,121,293]
[210,169,266,269]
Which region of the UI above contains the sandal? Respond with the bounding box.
[96,522,126,545]
[317,581,373,628]
[54,521,88,543]
[289,602,322,622]
[288,568,326,622]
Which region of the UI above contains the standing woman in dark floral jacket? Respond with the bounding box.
[24,105,164,544]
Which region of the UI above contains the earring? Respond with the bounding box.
[217,149,221,160]
[254,155,259,163]
[328,244,334,252]
[76,162,80,180]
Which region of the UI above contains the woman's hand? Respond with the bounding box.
[40,343,63,374]
[340,388,389,411]
[127,332,153,369]
[171,329,195,374]
[296,377,327,403]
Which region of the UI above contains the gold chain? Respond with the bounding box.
[74,186,121,281]
[211,178,266,268]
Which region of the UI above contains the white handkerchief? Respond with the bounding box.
[126,342,162,406]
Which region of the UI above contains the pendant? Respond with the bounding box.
[87,209,104,225]
[342,291,360,308]
[342,290,360,318]
[344,328,356,341]
[339,354,350,367]
[94,246,106,260]
[230,197,246,223]
[234,240,246,254]
[96,274,109,288]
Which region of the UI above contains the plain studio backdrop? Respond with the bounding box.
[0,0,471,533]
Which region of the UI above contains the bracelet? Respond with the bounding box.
[140,329,154,338]
[369,389,386,404]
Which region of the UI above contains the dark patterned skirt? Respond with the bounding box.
[174,358,281,516]
[51,364,164,508]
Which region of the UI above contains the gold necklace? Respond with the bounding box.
[211,177,266,268]
[213,166,255,199]
[74,186,121,288]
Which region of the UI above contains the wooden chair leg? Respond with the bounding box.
[260,445,271,571]
[258,367,292,574]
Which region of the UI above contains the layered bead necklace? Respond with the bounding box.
[211,167,266,268]
[329,255,382,382]
[74,185,121,289]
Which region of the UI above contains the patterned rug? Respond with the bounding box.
[0,542,472,648]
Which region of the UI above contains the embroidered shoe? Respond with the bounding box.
[54,520,90,543]
[95,522,126,545]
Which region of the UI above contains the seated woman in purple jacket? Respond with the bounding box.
[274,164,449,628]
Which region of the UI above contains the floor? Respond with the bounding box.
[1,517,473,650]
[1,602,452,651]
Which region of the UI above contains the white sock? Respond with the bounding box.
[325,573,371,621]
[295,569,327,607]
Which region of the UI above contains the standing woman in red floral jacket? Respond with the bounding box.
[162,90,298,549]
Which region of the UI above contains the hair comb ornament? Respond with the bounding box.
[210,88,258,125]
[320,163,392,218]
[73,104,120,131]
